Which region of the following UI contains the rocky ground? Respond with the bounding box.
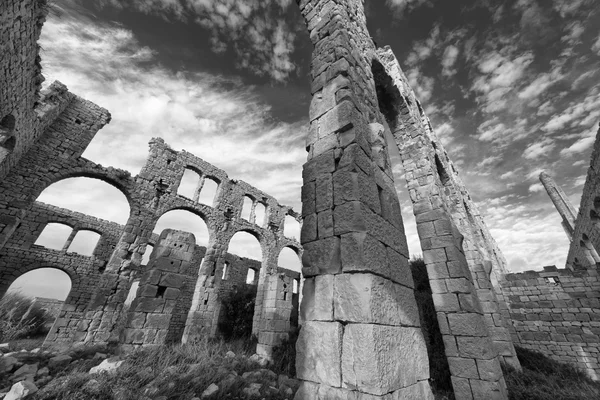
[0,341,300,400]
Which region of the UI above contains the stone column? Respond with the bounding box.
[61,229,78,252]
[256,242,290,357]
[192,175,205,203]
[294,1,433,398]
[540,171,577,240]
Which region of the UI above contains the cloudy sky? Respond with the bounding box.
[11,0,600,298]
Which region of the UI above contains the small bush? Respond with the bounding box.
[218,285,257,339]
[0,292,53,341]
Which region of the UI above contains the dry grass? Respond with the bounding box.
[32,336,295,400]
[504,346,600,400]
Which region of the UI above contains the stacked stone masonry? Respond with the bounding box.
[0,2,303,351]
[501,267,600,379]
[549,125,600,270]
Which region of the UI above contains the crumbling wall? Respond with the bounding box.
[122,229,197,349]
[294,0,440,398]
[0,0,48,179]
[565,125,600,269]
[501,267,600,379]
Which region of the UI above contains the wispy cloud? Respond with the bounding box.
[40,3,306,217]
[90,0,299,81]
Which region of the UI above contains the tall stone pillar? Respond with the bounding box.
[540,171,577,240]
[294,1,433,398]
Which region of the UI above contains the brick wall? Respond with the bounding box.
[501,266,600,379]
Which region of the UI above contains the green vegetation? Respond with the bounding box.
[504,346,600,400]
[30,337,298,400]
[217,285,257,340]
[0,292,53,342]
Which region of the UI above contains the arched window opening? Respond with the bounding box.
[293,279,299,294]
[34,223,72,250]
[278,247,301,272]
[124,280,140,307]
[246,268,256,285]
[154,210,209,246]
[37,177,130,224]
[197,177,219,207]
[222,261,230,280]
[254,202,267,227]
[178,169,201,200]
[284,215,301,240]
[2,268,71,343]
[227,231,262,261]
[241,196,254,221]
[66,230,101,256]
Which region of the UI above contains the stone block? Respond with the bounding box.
[431,293,460,312]
[300,276,334,322]
[457,337,496,360]
[334,201,367,235]
[448,314,489,337]
[333,273,420,327]
[302,213,318,243]
[302,236,342,277]
[470,379,507,400]
[129,312,146,329]
[447,357,479,379]
[163,287,181,300]
[476,358,503,382]
[135,298,165,313]
[145,313,171,329]
[296,321,342,387]
[303,150,336,183]
[317,98,356,137]
[342,324,429,395]
[450,377,473,400]
[316,174,333,212]
[340,232,387,275]
[159,272,184,288]
[317,210,334,238]
[302,181,317,216]
[153,257,181,272]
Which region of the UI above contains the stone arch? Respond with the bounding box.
[197,176,220,207]
[227,229,264,260]
[278,246,302,272]
[0,262,80,303]
[31,170,135,212]
[153,207,211,245]
[241,195,254,221]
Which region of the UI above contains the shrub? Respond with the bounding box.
[217,285,257,339]
[0,292,53,341]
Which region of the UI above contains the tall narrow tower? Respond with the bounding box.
[540,171,577,240]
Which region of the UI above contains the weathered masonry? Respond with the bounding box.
[0,0,302,354]
[521,125,600,379]
[294,0,510,398]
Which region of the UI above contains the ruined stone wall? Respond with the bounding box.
[0,0,48,179]
[501,267,600,379]
[294,0,441,397]
[374,47,520,372]
[565,125,600,270]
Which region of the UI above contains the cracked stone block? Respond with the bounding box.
[341,324,429,395]
[296,321,343,387]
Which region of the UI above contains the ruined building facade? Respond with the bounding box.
[2,0,600,399]
[1,0,302,355]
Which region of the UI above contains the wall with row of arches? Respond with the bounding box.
[0,86,302,350]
